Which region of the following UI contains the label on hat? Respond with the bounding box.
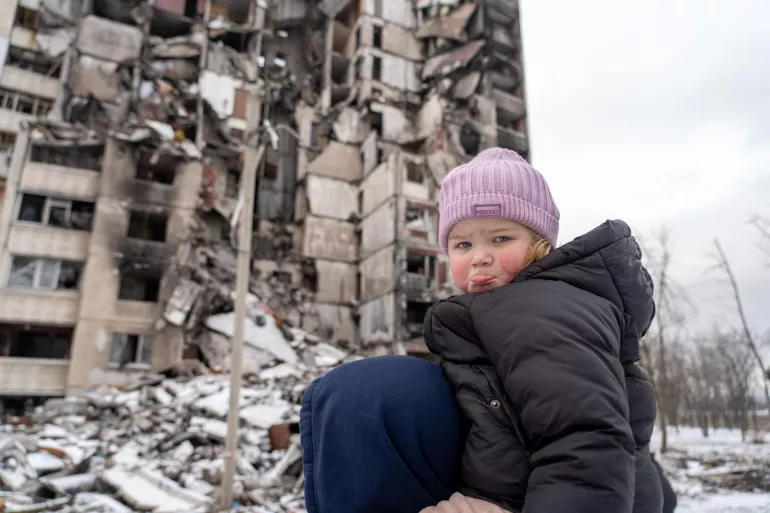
[474,204,501,217]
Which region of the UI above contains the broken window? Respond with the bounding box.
[0,132,16,154]
[14,6,37,30]
[127,210,168,242]
[372,56,382,80]
[0,323,72,360]
[405,161,423,183]
[118,270,161,302]
[0,88,53,117]
[372,25,383,48]
[7,256,83,291]
[109,333,154,367]
[136,166,175,185]
[16,193,95,231]
[29,143,104,171]
[225,169,239,197]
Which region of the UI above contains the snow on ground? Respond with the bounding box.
[653,427,770,512]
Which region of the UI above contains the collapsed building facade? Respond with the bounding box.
[0,0,530,399]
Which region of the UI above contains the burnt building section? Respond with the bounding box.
[0,0,530,396]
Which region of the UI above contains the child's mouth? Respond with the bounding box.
[471,275,495,285]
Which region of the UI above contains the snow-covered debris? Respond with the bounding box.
[0,315,378,513]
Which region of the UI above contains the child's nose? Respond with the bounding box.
[471,251,493,266]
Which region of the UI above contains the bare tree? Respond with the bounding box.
[713,239,770,407]
[713,329,755,440]
[640,229,692,452]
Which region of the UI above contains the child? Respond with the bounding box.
[420,148,662,513]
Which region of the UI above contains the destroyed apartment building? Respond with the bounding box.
[0,0,530,401]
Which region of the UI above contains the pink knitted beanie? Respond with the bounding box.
[439,148,560,255]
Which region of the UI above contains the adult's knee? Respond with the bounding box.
[300,355,464,513]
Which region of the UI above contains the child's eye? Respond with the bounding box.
[494,236,511,243]
[456,241,471,249]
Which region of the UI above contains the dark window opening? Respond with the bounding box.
[118,271,161,302]
[210,30,250,53]
[263,162,278,180]
[405,161,423,183]
[376,147,384,164]
[0,323,72,360]
[372,56,382,80]
[301,259,317,292]
[183,0,201,19]
[372,25,382,48]
[0,132,15,153]
[407,252,426,274]
[225,169,239,197]
[127,210,168,242]
[272,270,292,284]
[7,256,83,291]
[17,193,45,223]
[371,111,383,137]
[150,9,194,38]
[355,26,361,47]
[29,144,104,171]
[136,165,175,185]
[406,301,430,337]
[109,333,153,367]
[14,6,37,29]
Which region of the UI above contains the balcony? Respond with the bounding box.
[492,88,526,123]
[0,289,80,324]
[21,161,101,198]
[497,126,528,154]
[0,109,34,134]
[0,358,69,395]
[487,0,519,24]
[0,65,59,101]
[10,26,40,52]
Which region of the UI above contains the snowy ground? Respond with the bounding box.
[653,427,770,512]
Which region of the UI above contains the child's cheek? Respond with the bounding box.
[499,249,526,276]
[449,258,469,284]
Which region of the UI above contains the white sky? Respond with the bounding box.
[520,0,770,334]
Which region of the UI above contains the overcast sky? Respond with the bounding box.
[520,0,769,334]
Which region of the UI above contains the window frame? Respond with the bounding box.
[14,192,95,231]
[6,255,83,291]
[108,333,154,368]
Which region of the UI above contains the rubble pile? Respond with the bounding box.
[0,322,358,513]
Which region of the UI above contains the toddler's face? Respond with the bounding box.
[447,218,534,293]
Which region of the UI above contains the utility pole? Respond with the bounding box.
[219,2,266,509]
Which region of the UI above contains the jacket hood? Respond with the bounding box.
[515,219,655,348]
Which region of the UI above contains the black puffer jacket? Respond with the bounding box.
[423,220,660,513]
